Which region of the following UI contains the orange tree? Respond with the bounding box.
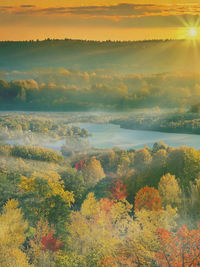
[135,186,162,211]
[156,223,200,266]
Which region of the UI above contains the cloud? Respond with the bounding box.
[2,3,200,18]
[1,2,200,41]
[1,6,13,9]
[20,5,35,8]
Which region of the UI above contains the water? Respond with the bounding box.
[72,123,200,150]
[7,123,200,151]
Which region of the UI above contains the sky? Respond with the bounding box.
[1,0,200,41]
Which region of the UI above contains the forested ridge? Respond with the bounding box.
[0,39,200,112]
[0,39,198,73]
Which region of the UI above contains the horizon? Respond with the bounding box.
[0,37,190,43]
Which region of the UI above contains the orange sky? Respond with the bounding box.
[0,0,200,41]
[1,0,198,6]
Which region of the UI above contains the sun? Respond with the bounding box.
[189,28,197,37]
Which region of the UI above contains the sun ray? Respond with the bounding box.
[189,28,197,37]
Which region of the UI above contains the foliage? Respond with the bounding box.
[29,219,59,266]
[134,148,152,170]
[65,193,132,266]
[41,234,63,251]
[158,173,182,208]
[19,172,74,234]
[11,145,64,163]
[0,199,31,267]
[60,167,86,206]
[110,179,128,200]
[156,223,200,266]
[81,156,105,187]
[135,186,162,211]
[0,120,200,266]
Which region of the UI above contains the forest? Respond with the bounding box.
[1,112,200,266]
[111,111,200,134]
[1,38,200,266]
[0,39,199,74]
[0,71,200,111]
[0,39,200,112]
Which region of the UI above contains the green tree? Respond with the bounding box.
[134,148,152,170]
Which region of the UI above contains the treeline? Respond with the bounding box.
[112,112,200,134]
[190,102,200,113]
[2,141,200,265]
[1,70,200,110]
[0,38,173,46]
[0,114,90,137]
[0,143,64,162]
[81,142,200,198]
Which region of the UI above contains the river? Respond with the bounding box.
[72,123,200,150]
[7,123,200,151]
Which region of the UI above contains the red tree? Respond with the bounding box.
[99,198,114,214]
[41,233,63,251]
[75,159,86,171]
[135,186,162,211]
[111,179,128,200]
[156,223,200,266]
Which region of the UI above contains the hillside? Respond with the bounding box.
[0,39,198,74]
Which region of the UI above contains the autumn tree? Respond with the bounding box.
[116,152,130,176]
[58,193,133,266]
[152,142,168,153]
[19,171,74,232]
[99,254,136,267]
[167,147,200,187]
[147,149,168,187]
[60,167,86,206]
[81,156,105,187]
[81,192,99,218]
[116,204,178,266]
[134,148,152,170]
[111,179,128,200]
[156,223,200,266]
[0,199,31,267]
[158,173,182,208]
[183,177,200,224]
[135,186,162,211]
[29,219,61,267]
[97,149,117,172]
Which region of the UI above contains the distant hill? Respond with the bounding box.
[0,39,199,74]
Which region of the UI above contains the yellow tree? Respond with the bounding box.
[58,193,132,266]
[80,192,99,218]
[19,171,74,209]
[117,152,130,177]
[0,199,31,267]
[82,157,105,187]
[158,173,182,208]
[117,205,178,266]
